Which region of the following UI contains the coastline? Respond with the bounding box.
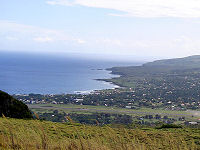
[98,62,145,89]
[73,68,123,94]
[95,68,125,90]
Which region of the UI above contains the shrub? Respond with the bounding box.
[0,90,32,119]
[156,124,182,129]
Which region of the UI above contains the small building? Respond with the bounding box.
[188,122,198,125]
[125,106,132,109]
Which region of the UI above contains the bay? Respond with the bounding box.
[0,52,141,94]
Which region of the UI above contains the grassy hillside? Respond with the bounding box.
[108,55,200,79]
[144,55,200,68]
[107,55,200,80]
[0,118,199,150]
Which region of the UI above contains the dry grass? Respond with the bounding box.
[0,118,199,150]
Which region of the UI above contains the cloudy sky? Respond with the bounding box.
[1,0,200,60]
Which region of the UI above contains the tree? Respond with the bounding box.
[0,91,32,119]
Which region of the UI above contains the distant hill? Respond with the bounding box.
[0,90,32,119]
[104,55,200,110]
[144,55,200,68]
[107,55,200,77]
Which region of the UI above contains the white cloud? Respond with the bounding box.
[97,38,122,46]
[91,36,200,58]
[46,0,73,6]
[75,38,86,44]
[33,37,54,43]
[0,20,85,45]
[46,0,200,18]
[0,20,60,41]
[5,36,18,41]
[1,21,200,58]
[172,36,200,54]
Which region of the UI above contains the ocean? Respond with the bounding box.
[0,52,141,94]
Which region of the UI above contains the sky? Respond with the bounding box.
[1,0,200,61]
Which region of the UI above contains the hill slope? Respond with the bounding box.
[108,55,200,77]
[0,118,199,150]
[100,55,200,110]
[0,91,32,119]
[144,55,200,68]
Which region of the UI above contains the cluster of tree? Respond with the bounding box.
[37,110,190,126]
[38,111,133,125]
[38,110,66,122]
[0,90,32,119]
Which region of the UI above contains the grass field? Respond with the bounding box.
[28,104,200,122]
[0,117,200,150]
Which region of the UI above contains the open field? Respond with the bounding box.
[28,104,200,121]
[0,117,200,150]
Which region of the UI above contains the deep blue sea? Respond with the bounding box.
[0,52,142,94]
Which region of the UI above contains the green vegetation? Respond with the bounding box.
[1,56,200,149]
[29,104,193,116]
[0,91,32,119]
[11,56,200,126]
[156,124,182,129]
[104,55,200,110]
[29,104,199,125]
[0,117,199,150]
